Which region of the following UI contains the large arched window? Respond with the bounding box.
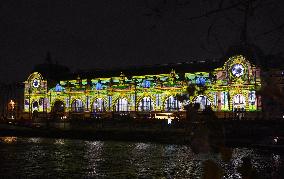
[194,95,211,110]
[116,98,130,111]
[138,97,153,111]
[233,94,246,110]
[164,96,181,111]
[71,99,84,112]
[116,98,129,112]
[93,98,105,112]
[32,101,39,111]
[233,94,246,105]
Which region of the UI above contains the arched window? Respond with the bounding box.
[248,91,256,110]
[233,94,246,105]
[164,96,181,111]
[233,94,246,111]
[32,101,39,111]
[248,91,256,105]
[194,95,211,110]
[71,99,84,112]
[138,97,153,111]
[93,98,105,112]
[116,98,129,112]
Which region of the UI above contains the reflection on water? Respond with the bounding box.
[54,139,65,145]
[0,137,283,178]
[0,136,17,144]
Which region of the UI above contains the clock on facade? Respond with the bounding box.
[32,79,40,88]
[231,64,244,77]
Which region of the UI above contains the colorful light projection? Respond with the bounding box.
[23,55,261,115]
[164,96,182,111]
[92,98,105,112]
[116,98,130,112]
[138,97,154,111]
[71,99,84,112]
[24,72,47,113]
[194,95,211,110]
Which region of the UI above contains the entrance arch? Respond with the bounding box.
[164,96,181,111]
[32,101,39,111]
[51,100,65,120]
[52,100,65,113]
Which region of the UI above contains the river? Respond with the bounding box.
[0,137,283,178]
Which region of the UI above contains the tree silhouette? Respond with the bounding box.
[258,71,284,119]
[142,0,284,55]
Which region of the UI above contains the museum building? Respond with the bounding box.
[23,54,262,119]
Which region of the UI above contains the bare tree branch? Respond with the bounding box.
[269,34,283,54]
[255,23,284,39]
[185,2,241,21]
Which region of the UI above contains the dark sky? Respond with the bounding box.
[0,0,284,83]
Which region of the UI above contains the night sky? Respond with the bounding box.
[0,0,283,83]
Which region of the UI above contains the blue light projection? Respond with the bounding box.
[96,82,103,90]
[142,80,151,88]
[55,84,63,92]
[196,77,206,86]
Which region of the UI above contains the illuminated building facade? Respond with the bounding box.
[23,55,262,119]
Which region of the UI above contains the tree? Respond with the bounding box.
[176,83,210,121]
[258,70,284,119]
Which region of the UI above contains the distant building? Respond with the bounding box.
[23,54,263,119]
[0,82,24,119]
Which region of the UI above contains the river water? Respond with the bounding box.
[0,137,283,178]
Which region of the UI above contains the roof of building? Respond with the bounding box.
[31,46,284,83]
[62,59,222,81]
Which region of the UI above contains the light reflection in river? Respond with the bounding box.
[54,139,65,145]
[84,141,104,177]
[27,137,42,143]
[0,136,17,143]
[0,137,283,178]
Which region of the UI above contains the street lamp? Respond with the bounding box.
[8,100,15,120]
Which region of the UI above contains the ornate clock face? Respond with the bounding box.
[231,64,244,77]
[32,79,40,88]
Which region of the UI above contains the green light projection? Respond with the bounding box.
[23,55,262,116]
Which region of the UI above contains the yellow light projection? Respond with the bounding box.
[23,55,262,118]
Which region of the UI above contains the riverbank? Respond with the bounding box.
[0,123,192,144]
[1,120,284,149]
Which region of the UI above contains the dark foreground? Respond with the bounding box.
[1,120,284,178]
[1,119,284,148]
[0,137,283,178]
